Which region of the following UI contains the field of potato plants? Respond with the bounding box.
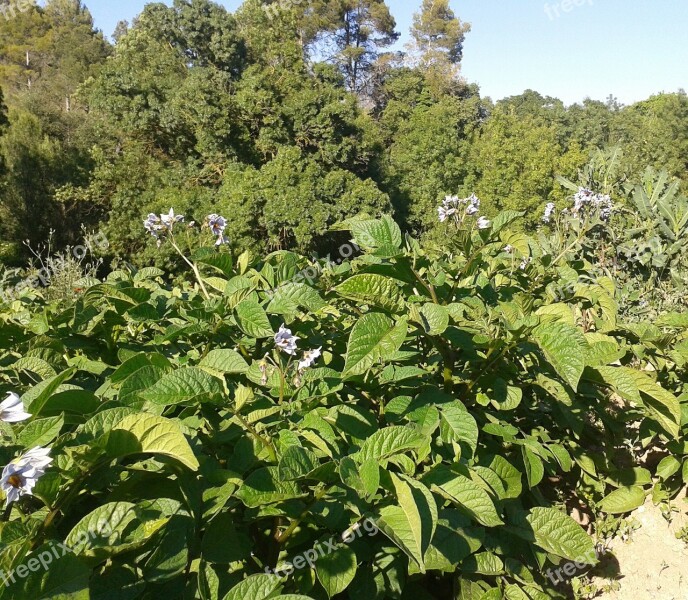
[0,177,687,600]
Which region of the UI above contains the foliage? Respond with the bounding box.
[0,209,684,599]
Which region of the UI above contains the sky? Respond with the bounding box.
[85,0,688,106]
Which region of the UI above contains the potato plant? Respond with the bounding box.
[0,209,683,600]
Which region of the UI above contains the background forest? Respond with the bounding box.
[0,0,686,266]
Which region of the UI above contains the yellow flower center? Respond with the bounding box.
[7,474,23,489]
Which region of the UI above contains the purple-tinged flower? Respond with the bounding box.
[144,213,163,239]
[438,206,457,223]
[274,325,299,355]
[477,216,491,230]
[207,214,229,245]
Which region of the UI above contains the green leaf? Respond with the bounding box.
[223,574,282,600]
[526,507,597,563]
[656,455,682,480]
[65,502,167,562]
[350,215,403,257]
[9,544,90,600]
[439,406,479,457]
[343,313,408,377]
[522,446,544,489]
[23,369,77,415]
[17,416,64,448]
[106,413,199,470]
[376,474,437,573]
[267,282,326,315]
[236,467,304,508]
[533,322,588,390]
[278,446,319,481]
[419,303,449,335]
[599,486,646,514]
[424,468,504,527]
[198,349,248,374]
[340,457,379,497]
[235,300,274,339]
[356,426,425,463]
[141,368,223,406]
[488,456,522,499]
[336,274,404,313]
[316,544,357,598]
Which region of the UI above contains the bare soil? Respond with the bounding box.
[592,493,688,600]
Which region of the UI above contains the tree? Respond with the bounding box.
[466,109,586,225]
[310,0,399,94]
[410,0,470,66]
[216,147,390,253]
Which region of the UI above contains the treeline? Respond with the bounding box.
[0,0,686,266]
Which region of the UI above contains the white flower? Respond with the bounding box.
[477,217,491,229]
[572,188,613,220]
[543,202,556,223]
[465,204,479,216]
[519,257,532,270]
[160,208,184,230]
[1,447,53,506]
[504,245,513,254]
[468,194,481,209]
[298,347,322,371]
[442,195,460,208]
[274,325,299,355]
[438,206,456,223]
[0,393,31,423]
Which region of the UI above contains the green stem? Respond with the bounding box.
[170,239,211,301]
[275,485,331,545]
[411,267,439,304]
[234,413,277,463]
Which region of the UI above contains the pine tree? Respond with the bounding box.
[411,0,470,65]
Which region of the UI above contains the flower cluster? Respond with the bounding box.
[144,208,185,243]
[206,214,230,246]
[269,324,322,387]
[274,325,321,369]
[572,188,613,220]
[144,209,230,247]
[1,447,52,506]
[438,194,491,229]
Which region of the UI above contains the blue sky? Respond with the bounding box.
[86,0,688,105]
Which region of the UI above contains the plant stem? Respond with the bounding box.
[170,238,211,300]
[275,485,331,545]
[234,413,277,463]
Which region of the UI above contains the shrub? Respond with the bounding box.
[0,208,683,599]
